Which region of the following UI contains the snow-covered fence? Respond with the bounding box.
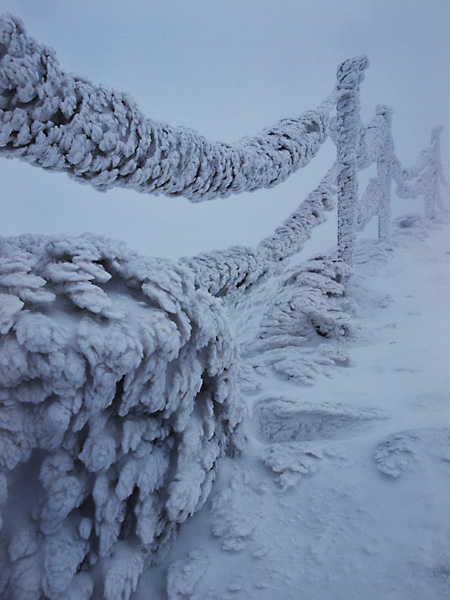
[0,14,328,201]
[1,12,445,287]
[333,65,446,269]
[334,56,369,266]
[392,125,447,220]
[0,14,448,600]
[182,54,447,288]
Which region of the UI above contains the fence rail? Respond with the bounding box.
[332,59,446,271]
[184,55,448,292]
[0,14,447,292]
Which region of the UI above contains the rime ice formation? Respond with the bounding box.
[392,126,447,219]
[258,166,338,262]
[333,76,446,266]
[230,256,357,385]
[356,106,394,241]
[0,233,243,600]
[0,14,328,201]
[335,56,369,266]
[0,13,449,600]
[182,166,338,297]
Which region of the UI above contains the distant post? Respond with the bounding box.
[376,105,393,243]
[424,125,444,220]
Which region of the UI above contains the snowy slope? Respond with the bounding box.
[136,214,450,600]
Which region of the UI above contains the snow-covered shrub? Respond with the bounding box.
[0,14,328,202]
[0,233,243,600]
[259,257,355,341]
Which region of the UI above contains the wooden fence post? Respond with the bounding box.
[335,56,369,268]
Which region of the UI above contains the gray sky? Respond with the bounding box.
[1,0,449,259]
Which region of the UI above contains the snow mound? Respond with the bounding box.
[0,233,243,600]
[255,397,389,443]
[209,467,258,553]
[166,550,209,600]
[374,427,450,478]
[259,442,325,490]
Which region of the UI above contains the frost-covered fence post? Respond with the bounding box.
[335,56,369,268]
[424,125,444,219]
[392,124,447,221]
[376,105,393,242]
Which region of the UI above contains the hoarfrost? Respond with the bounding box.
[0,232,243,600]
[0,14,328,202]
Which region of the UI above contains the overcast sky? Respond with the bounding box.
[1,0,449,260]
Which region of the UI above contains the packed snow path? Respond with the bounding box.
[137,215,450,600]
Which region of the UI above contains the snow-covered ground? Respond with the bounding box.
[136,213,450,600]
